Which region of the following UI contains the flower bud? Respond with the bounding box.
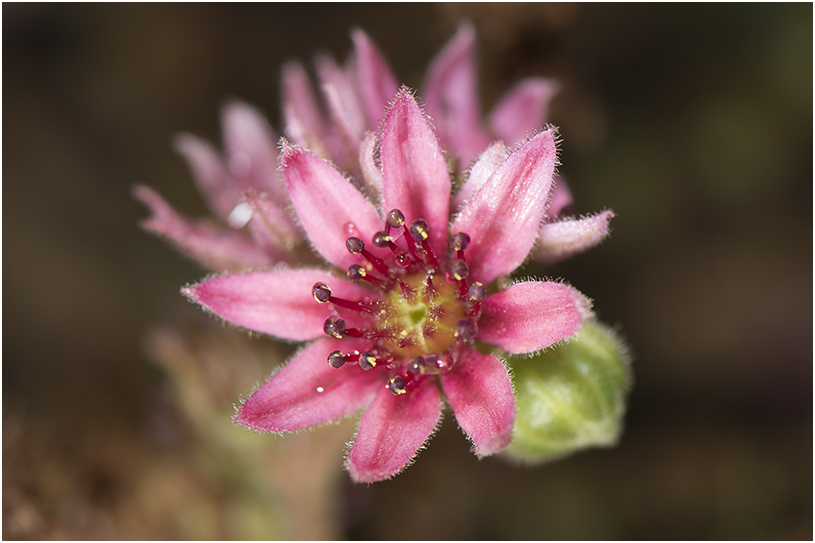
[502,321,632,463]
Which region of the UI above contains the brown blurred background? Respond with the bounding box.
[3,3,812,539]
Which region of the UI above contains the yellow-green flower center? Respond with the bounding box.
[376,272,465,360]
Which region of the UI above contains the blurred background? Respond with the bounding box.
[3,3,812,539]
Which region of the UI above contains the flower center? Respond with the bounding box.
[377,271,463,359]
[313,209,484,395]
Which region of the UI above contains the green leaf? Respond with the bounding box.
[502,320,632,463]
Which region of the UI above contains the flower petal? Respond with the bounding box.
[351,29,398,128]
[281,143,385,270]
[440,345,515,457]
[234,337,383,433]
[243,192,301,262]
[546,179,574,219]
[173,133,236,221]
[422,23,491,168]
[535,210,614,264]
[134,185,273,272]
[346,377,442,483]
[221,100,282,199]
[182,268,374,341]
[281,62,332,159]
[452,141,508,211]
[488,78,559,145]
[359,131,384,196]
[315,54,367,144]
[380,89,451,251]
[451,129,558,284]
[479,281,593,354]
[321,82,362,162]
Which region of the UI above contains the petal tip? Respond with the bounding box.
[473,428,513,458]
[180,284,200,303]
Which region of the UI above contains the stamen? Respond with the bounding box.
[358,351,378,370]
[346,236,389,275]
[387,375,408,395]
[347,264,389,289]
[371,231,391,248]
[327,350,346,368]
[447,259,469,281]
[400,224,422,262]
[322,212,483,399]
[386,209,406,229]
[467,281,485,316]
[327,350,362,368]
[467,282,486,302]
[409,219,429,241]
[408,353,454,375]
[312,282,332,303]
[345,237,365,254]
[449,232,471,261]
[447,259,470,299]
[372,231,411,268]
[311,281,374,313]
[323,316,347,339]
[409,219,439,271]
[454,317,478,343]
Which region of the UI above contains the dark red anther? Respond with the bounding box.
[386,209,406,230]
[449,232,471,261]
[454,317,478,343]
[447,258,470,300]
[323,316,347,339]
[467,281,486,316]
[387,376,406,395]
[387,372,414,395]
[323,317,369,339]
[467,281,486,302]
[312,281,374,313]
[408,353,454,375]
[312,282,332,303]
[373,231,412,268]
[327,350,346,368]
[347,264,389,290]
[346,237,365,254]
[409,219,439,271]
[447,259,469,281]
[328,350,363,368]
[358,351,378,370]
[346,236,390,275]
[371,231,391,248]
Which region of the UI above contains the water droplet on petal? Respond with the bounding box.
[316,386,325,393]
[227,202,253,229]
[344,222,360,237]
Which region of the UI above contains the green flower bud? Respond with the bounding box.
[502,320,632,463]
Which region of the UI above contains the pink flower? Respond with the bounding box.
[183,89,593,482]
[136,25,610,274]
[285,24,612,264]
[134,101,305,272]
[283,24,560,174]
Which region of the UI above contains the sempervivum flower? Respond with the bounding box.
[284,24,612,265]
[183,89,593,482]
[135,101,305,272]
